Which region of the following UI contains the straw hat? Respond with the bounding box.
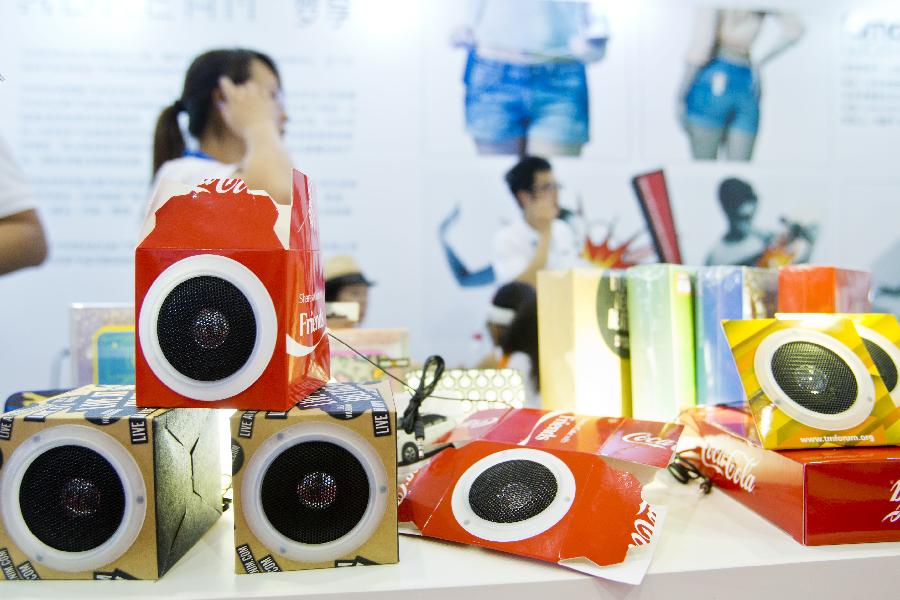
[324,255,374,286]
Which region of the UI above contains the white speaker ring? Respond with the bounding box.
[0,425,147,573]
[241,421,388,563]
[139,254,278,401]
[855,324,900,406]
[450,448,576,543]
[754,327,876,431]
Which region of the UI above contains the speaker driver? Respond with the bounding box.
[157,276,256,382]
[0,425,147,573]
[139,254,277,401]
[260,441,369,545]
[855,325,900,405]
[451,448,575,543]
[754,328,876,431]
[241,422,388,563]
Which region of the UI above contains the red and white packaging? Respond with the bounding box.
[135,172,329,410]
[681,405,900,545]
[398,408,682,583]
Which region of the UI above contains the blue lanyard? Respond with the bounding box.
[183,149,214,160]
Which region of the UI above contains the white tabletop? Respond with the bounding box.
[6,473,900,600]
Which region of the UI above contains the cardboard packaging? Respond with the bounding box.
[537,269,631,417]
[694,267,778,407]
[135,173,329,410]
[777,265,871,313]
[0,385,222,580]
[722,317,900,449]
[2,389,70,413]
[681,405,900,545]
[399,408,682,582]
[70,304,135,387]
[626,264,695,421]
[231,381,397,573]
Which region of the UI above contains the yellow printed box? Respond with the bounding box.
[722,317,899,449]
[537,269,631,417]
[775,313,900,408]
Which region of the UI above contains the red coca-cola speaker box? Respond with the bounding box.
[135,172,329,410]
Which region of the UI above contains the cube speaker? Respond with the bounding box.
[231,381,397,573]
[0,385,222,580]
[136,173,329,410]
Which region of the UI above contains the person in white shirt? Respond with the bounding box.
[0,135,48,276]
[492,156,582,287]
[150,49,292,205]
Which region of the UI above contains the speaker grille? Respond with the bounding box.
[157,275,257,382]
[863,338,898,392]
[468,459,558,524]
[771,342,858,415]
[19,445,126,553]
[260,441,370,545]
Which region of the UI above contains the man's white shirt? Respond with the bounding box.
[491,214,583,284]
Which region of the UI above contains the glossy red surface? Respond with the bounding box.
[683,406,900,545]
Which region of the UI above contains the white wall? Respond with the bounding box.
[1,0,898,399]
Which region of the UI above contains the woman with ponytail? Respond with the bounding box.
[150,49,293,204]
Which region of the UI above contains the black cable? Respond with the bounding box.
[327,330,517,464]
[667,451,712,494]
[326,331,464,403]
[398,355,445,436]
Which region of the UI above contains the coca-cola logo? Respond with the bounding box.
[628,501,657,548]
[200,178,248,195]
[882,480,900,523]
[397,471,417,504]
[700,444,758,493]
[516,411,575,446]
[622,432,676,450]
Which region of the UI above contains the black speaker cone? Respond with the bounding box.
[19,445,126,553]
[260,442,369,545]
[157,275,257,382]
[468,459,558,524]
[771,341,858,415]
[863,338,898,392]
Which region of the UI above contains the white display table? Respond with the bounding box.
[6,474,900,599]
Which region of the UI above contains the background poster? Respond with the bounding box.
[0,0,897,398]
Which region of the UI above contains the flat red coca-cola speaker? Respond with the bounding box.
[399,409,682,576]
[449,447,576,543]
[135,172,329,410]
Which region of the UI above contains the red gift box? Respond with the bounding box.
[135,172,329,410]
[681,405,900,545]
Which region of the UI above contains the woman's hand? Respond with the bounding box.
[217,76,280,140]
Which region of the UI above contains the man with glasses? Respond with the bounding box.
[492,156,582,287]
